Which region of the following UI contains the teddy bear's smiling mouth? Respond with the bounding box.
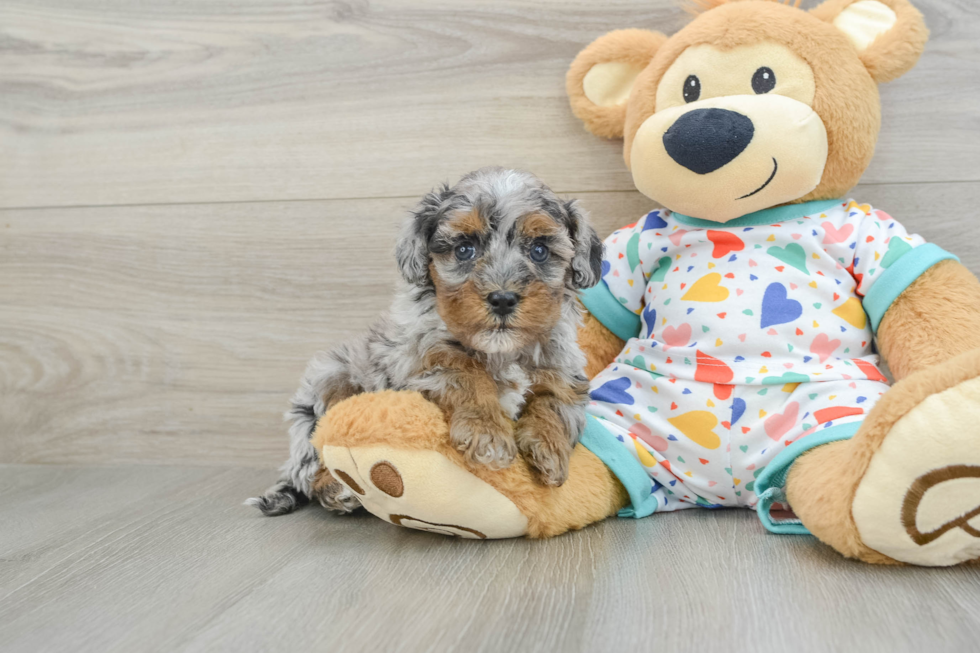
[737,157,778,200]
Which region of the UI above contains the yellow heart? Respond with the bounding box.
[813,320,820,328]
[782,382,800,393]
[832,297,867,329]
[874,251,880,261]
[632,437,657,467]
[809,281,818,288]
[628,279,634,287]
[715,338,723,346]
[684,471,693,477]
[760,366,769,373]
[681,273,729,302]
[708,262,716,269]
[634,413,642,420]
[734,477,742,485]
[812,253,820,259]
[759,409,767,417]
[767,234,776,242]
[668,411,721,450]
[706,399,715,407]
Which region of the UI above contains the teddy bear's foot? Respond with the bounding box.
[788,349,980,566]
[311,390,628,539]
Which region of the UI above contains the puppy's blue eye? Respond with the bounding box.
[455,243,476,261]
[530,243,549,263]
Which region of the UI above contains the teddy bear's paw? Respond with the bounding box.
[852,375,980,566]
[320,444,529,539]
[449,409,517,470]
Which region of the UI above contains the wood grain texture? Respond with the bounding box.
[0,464,978,653]
[2,184,979,466]
[1,0,978,209]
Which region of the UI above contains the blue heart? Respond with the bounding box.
[761,282,803,328]
[730,398,746,425]
[642,211,668,230]
[590,377,634,405]
[642,305,657,338]
[667,434,678,441]
[601,260,611,278]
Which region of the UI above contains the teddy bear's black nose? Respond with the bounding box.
[662,108,755,175]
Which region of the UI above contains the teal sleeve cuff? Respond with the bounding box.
[863,243,959,333]
[579,416,658,519]
[578,281,642,342]
[754,421,862,535]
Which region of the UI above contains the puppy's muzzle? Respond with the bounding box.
[487,291,520,317]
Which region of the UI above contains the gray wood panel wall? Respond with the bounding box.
[2,0,979,467]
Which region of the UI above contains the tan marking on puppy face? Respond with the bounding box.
[509,280,563,339]
[430,266,497,348]
[446,208,486,236]
[519,213,563,239]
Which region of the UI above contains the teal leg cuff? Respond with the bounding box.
[579,416,659,519]
[754,421,863,535]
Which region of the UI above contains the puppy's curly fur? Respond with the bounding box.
[247,167,603,516]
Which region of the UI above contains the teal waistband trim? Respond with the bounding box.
[579,416,658,519]
[579,282,641,343]
[863,243,959,333]
[754,421,862,535]
[671,199,842,228]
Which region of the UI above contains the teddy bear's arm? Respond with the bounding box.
[578,307,627,379]
[876,259,980,380]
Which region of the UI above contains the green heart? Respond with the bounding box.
[762,372,810,385]
[626,233,641,272]
[880,236,914,268]
[739,445,748,453]
[649,256,673,281]
[677,456,686,463]
[745,481,755,492]
[767,242,809,275]
[702,325,710,333]
[626,355,647,370]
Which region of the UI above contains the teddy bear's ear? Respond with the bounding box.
[566,29,667,139]
[811,0,928,83]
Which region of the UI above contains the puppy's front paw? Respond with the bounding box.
[515,412,574,487]
[313,468,362,514]
[450,409,517,470]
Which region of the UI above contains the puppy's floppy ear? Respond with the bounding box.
[564,200,603,290]
[566,29,667,139]
[396,184,451,286]
[811,0,928,83]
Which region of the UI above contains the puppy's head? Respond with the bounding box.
[396,167,602,354]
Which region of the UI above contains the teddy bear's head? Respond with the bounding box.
[567,0,927,222]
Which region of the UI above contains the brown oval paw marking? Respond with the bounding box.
[332,469,365,496]
[370,461,404,497]
[901,465,980,546]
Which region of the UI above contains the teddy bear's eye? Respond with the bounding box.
[752,67,776,94]
[683,75,701,103]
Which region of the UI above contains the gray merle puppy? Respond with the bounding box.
[248,167,603,516]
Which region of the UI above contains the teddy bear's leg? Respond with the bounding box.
[313,390,628,539]
[761,262,980,566]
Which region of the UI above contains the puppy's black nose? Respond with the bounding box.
[662,108,754,175]
[487,291,520,316]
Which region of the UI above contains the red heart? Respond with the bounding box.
[706,230,745,258]
[694,350,734,385]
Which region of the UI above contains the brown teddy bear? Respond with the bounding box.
[313,0,980,566]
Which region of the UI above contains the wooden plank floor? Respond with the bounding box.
[3,0,980,650]
[2,465,979,653]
